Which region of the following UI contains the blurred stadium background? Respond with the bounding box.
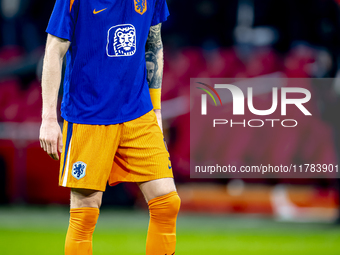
[0,0,340,254]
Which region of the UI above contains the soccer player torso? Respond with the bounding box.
[47,0,169,124]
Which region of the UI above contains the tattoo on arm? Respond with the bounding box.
[145,23,163,89]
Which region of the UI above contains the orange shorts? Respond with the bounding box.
[59,110,173,191]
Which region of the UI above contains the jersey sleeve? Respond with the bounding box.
[46,0,77,41]
[151,0,170,26]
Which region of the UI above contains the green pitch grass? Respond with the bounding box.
[0,206,339,255]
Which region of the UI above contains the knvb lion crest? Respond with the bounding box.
[134,0,147,15]
[107,24,136,57]
[72,162,86,180]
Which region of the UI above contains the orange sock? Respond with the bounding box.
[65,207,99,255]
[146,191,181,255]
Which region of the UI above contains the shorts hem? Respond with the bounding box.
[58,183,107,192]
[58,174,174,191]
[109,174,174,186]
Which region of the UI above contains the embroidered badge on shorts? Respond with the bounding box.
[106,24,136,57]
[72,162,87,180]
[134,0,147,15]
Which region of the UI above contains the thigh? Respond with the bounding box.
[138,178,176,202]
[59,120,121,192]
[109,111,173,186]
[71,188,103,209]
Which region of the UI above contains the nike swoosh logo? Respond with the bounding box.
[93,8,107,14]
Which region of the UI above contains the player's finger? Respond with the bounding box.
[39,138,44,150]
[58,133,63,154]
[49,153,58,160]
[41,139,47,152]
[50,140,59,160]
[46,139,53,155]
[49,153,59,160]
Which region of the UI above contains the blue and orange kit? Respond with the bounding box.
[46,0,169,124]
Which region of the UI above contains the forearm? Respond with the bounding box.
[41,52,63,121]
[147,45,163,89]
[41,35,70,121]
[145,23,163,109]
[148,47,163,110]
[39,35,69,160]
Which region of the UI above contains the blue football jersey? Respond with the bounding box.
[46,0,169,124]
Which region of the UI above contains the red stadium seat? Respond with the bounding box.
[245,47,283,77]
[21,80,43,122]
[0,46,24,65]
[25,141,69,204]
[0,78,23,122]
[0,140,16,201]
[284,45,315,78]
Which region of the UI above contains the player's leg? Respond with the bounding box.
[58,121,121,255]
[109,111,180,254]
[138,177,176,201]
[138,178,180,255]
[65,188,103,255]
[70,188,103,209]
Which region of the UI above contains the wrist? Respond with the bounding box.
[149,88,161,110]
[42,112,58,122]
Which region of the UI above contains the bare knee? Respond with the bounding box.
[70,188,103,209]
[138,178,177,202]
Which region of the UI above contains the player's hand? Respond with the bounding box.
[154,109,163,132]
[39,118,63,160]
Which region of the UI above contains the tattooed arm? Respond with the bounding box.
[145,23,163,89]
[145,23,164,130]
